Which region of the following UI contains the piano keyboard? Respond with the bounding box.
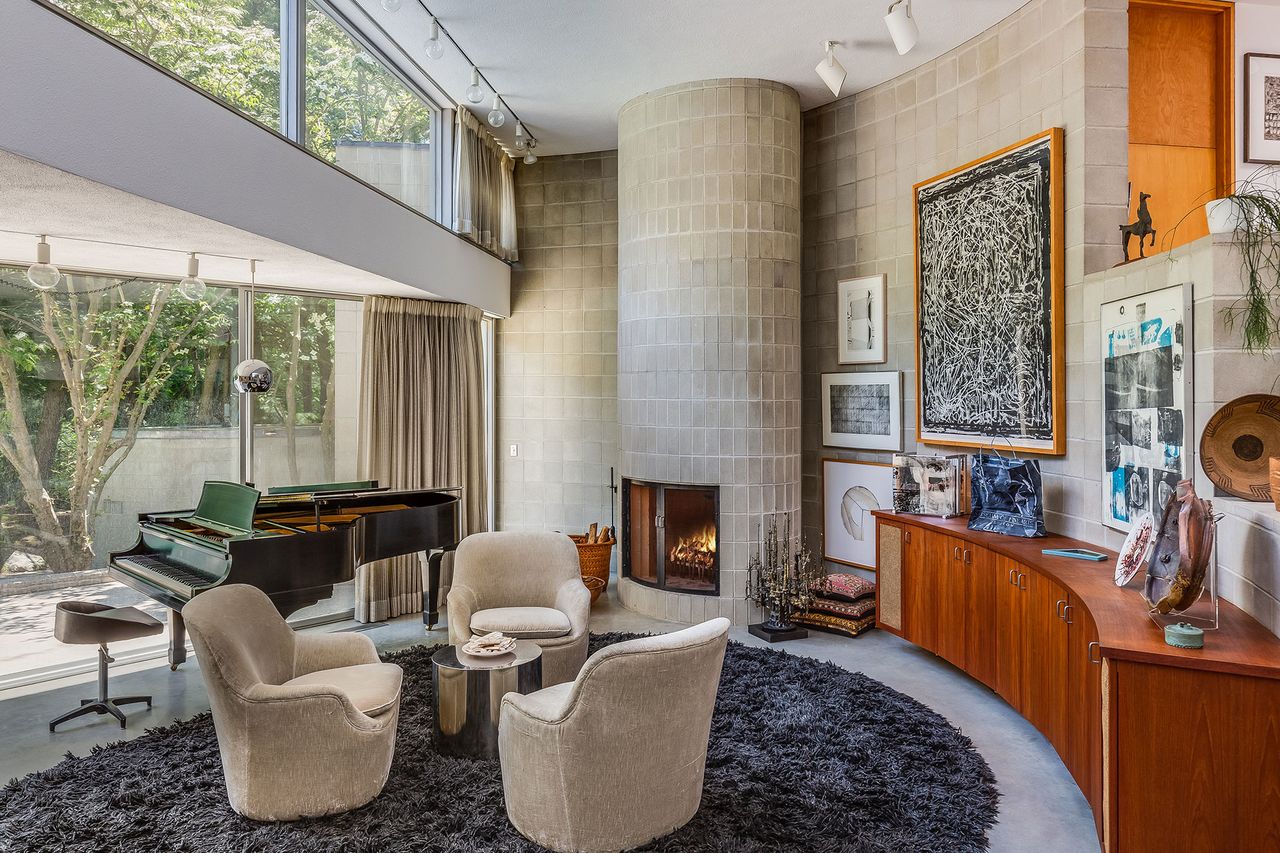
[114,553,215,599]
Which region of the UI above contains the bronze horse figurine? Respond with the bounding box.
[1120,192,1156,262]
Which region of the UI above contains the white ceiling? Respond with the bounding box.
[357,0,1030,155]
[0,150,430,297]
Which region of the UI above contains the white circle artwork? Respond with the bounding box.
[840,486,881,542]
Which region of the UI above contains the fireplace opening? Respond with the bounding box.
[622,479,719,595]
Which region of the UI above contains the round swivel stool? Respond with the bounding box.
[50,602,164,732]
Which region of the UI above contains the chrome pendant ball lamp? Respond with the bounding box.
[176,252,207,302]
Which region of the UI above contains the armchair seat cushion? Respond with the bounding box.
[284,663,403,717]
[470,606,571,640]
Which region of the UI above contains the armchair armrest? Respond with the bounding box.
[501,682,576,725]
[553,578,591,637]
[243,681,391,733]
[446,584,481,645]
[293,631,379,677]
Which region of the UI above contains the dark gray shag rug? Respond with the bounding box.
[1,633,998,852]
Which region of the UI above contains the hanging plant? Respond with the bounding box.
[1203,169,1280,354]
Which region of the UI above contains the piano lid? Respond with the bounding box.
[266,479,380,496]
[188,481,261,535]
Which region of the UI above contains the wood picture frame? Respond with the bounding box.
[1245,52,1280,165]
[837,274,888,365]
[913,127,1066,455]
[821,372,903,451]
[821,457,894,571]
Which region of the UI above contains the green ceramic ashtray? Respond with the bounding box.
[1164,622,1205,649]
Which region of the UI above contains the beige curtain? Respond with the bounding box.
[454,108,519,261]
[355,297,488,623]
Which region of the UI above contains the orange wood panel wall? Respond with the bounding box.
[1127,0,1234,254]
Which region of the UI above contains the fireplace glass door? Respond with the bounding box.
[622,479,719,595]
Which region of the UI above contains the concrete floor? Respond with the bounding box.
[0,583,1099,852]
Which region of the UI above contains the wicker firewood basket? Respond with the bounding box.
[570,534,614,604]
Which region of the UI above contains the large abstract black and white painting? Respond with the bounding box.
[1100,283,1193,532]
[822,372,902,451]
[914,129,1064,454]
[838,274,887,364]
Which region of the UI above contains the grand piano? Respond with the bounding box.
[109,480,460,668]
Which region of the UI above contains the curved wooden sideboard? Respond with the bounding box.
[872,512,1280,853]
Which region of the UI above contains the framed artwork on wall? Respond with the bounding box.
[913,127,1066,455]
[837,274,888,364]
[1100,282,1194,532]
[821,371,902,451]
[1245,52,1280,165]
[822,458,895,570]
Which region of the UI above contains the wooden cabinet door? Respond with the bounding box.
[900,525,931,649]
[875,520,906,635]
[926,531,965,667]
[1026,570,1070,757]
[995,556,1027,714]
[1065,594,1103,840]
[963,543,997,691]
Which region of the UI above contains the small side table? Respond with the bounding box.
[431,641,543,758]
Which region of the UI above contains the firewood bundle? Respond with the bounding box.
[582,523,614,544]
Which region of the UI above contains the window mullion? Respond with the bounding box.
[280,0,306,143]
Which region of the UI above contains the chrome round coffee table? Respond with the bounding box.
[431,640,543,758]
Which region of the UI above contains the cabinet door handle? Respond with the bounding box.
[1008,568,1017,585]
[963,548,972,564]
[1017,572,1027,590]
[1055,599,1067,619]
[904,529,911,543]
[1063,604,1074,625]
[953,545,962,561]
[1088,641,1101,664]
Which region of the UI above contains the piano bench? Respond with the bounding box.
[49,603,163,733]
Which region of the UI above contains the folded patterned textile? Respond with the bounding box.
[792,611,876,638]
[807,595,875,621]
[812,573,876,604]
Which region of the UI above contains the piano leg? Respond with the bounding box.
[168,609,187,670]
[422,546,455,631]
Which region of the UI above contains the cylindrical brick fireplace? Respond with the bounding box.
[616,79,802,624]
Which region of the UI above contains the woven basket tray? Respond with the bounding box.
[570,535,614,592]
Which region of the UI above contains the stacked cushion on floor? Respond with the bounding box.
[794,573,877,637]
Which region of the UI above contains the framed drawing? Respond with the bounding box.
[1100,282,1194,532]
[821,372,902,451]
[913,127,1066,454]
[1245,53,1280,165]
[822,458,894,570]
[838,274,888,364]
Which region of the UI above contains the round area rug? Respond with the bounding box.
[0,633,998,852]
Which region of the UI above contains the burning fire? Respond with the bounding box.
[669,525,717,574]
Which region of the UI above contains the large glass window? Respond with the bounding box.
[305,3,435,215]
[0,268,239,683]
[52,0,283,130]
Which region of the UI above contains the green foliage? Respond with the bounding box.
[1218,182,1280,354]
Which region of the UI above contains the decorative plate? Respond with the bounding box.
[1199,394,1280,500]
[461,641,516,658]
[1115,511,1154,586]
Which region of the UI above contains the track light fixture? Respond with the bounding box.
[523,139,538,166]
[488,94,506,128]
[424,16,444,59]
[380,0,402,11]
[26,235,63,291]
[177,252,207,302]
[514,121,528,151]
[884,0,919,55]
[815,41,847,97]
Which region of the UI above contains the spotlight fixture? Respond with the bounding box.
[424,16,444,59]
[523,139,538,166]
[26,235,62,291]
[884,0,919,55]
[487,94,506,128]
[514,121,527,151]
[380,0,401,11]
[177,252,207,302]
[465,67,485,104]
[815,40,847,97]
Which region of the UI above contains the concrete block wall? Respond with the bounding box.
[616,79,802,624]
[497,151,620,536]
[800,0,1130,564]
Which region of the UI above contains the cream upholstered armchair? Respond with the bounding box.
[183,584,402,822]
[498,618,731,853]
[447,531,590,686]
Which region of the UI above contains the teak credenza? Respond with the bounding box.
[872,512,1280,853]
